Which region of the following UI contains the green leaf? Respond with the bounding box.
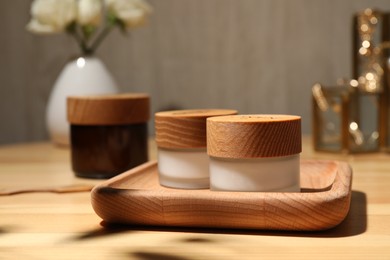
[107,12,118,26]
[82,25,96,41]
[106,11,127,35]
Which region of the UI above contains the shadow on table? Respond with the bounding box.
[0,225,17,236]
[72,190,366,241]
[127,252,192,260]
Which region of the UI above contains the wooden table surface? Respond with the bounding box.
[0,138,389,259]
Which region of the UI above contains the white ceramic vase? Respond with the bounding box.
[46,56,119,146]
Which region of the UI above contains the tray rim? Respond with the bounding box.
[91,159,352,231]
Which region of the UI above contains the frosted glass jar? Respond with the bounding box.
[207,115,302,192]
[155,109,237,189]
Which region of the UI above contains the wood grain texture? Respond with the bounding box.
[2,138,390,259]
[91,159,352,231]
[207,115,301,158]
[67,93,150,125]
[155,109,237,149]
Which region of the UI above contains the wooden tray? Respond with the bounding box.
[91,160,352,231]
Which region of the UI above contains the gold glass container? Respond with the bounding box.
[353,9,390,151]
[312,82,380,153]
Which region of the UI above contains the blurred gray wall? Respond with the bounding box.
[0,0,389,144]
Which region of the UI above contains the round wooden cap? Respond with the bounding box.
[207,114,301,158]
[155,109,238,149]
[67,93,150,125]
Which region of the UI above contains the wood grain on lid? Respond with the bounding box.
[67,93,150,125]
[155,109,237,149]
[207,114,301,158]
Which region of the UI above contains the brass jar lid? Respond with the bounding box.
[155,109,237,149]
[207,114,301,158]
[67,93,150,125]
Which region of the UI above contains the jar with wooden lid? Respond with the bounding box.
[67,93,150,179]
[207,114,301,192]
[155,109,237,189]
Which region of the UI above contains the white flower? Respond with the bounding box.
[105,0,152,28]
[27,0,77,33]
[78,0,103,26]
[26,0,152,54]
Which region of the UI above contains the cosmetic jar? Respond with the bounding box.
[67,93,150,179]
[207,114,301,192]
[155,109,237,189]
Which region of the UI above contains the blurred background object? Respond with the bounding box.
[353,8,388,94]
[313,7,390,153]
[312,83,349,152]
[1,1,390,145]
[312,80,381,153]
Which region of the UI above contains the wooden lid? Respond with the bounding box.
[155,109,238,149]
[207,114,301,158]
[67,93,150,125]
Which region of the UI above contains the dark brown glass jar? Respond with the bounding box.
[67,93,150,179]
